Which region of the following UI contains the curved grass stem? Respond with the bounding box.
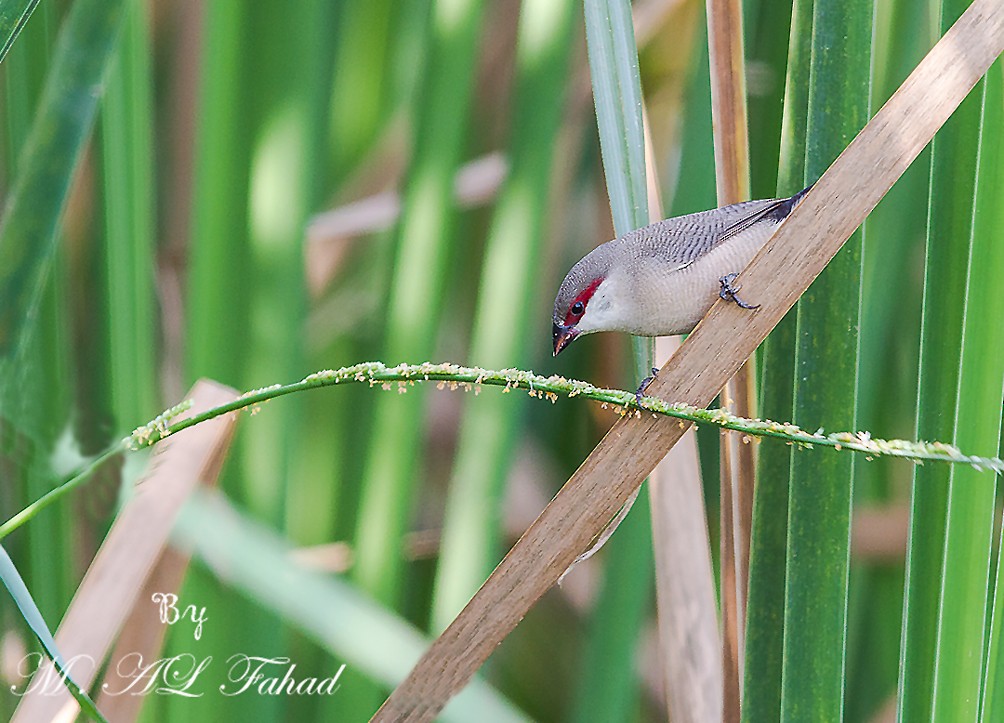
[3,360,1000,542]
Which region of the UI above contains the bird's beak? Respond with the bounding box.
[552,322,579,356]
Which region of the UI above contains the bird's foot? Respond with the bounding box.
[719,272,760,310]
[635,367,659,406]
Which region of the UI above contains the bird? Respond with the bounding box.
[552,186,811,356]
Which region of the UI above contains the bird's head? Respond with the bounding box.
[552,242,622,356]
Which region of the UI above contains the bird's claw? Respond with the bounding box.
[635,367,659,406]
[719,272,760,310]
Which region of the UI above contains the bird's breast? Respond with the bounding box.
[624,222,776,336]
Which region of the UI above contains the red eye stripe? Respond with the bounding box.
[563,277,604,326]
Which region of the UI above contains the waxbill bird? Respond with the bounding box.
[552,186,811,356]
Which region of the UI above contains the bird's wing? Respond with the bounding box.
[630,199,780,265]
[624,186,811,267]
[718,184,812,246]
[717,197,792,244]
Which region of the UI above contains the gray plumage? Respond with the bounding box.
[552,187,809,354]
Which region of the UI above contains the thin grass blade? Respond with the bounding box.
[781,0,872,717]
[431,0,578,630]
[352,0,484,634]
[743,0,811,716]
[0,0,126,384]
[898,0,987,717]
[0,545,107,722]
[933,58,1003,718]
[0,0,40,64]
[977,62,1004,723]
[583,0,648,234]
[100,0,158,432]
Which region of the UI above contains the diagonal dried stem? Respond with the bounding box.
[373,3,1004,719]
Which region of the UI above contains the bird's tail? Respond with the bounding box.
[752,183,814,227]
[770,183,813,221]
[791,183,814,204]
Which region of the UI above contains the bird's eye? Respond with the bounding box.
[571,301,585,316]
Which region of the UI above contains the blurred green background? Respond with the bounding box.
[0,0,1002,720]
